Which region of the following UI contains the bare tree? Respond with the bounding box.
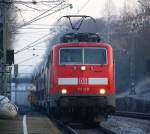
[103,0,116,42]
[138,0,150,14]
[103,0,116,19]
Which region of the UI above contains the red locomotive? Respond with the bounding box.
[32,16,115,123]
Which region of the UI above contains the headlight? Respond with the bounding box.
[99,88,106,95]
[61,89,67,94]
[81,66,86,71]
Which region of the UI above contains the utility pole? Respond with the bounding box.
[129,21,141,95]
[104,0,116,43]
[0,0,9,96]
[0,2,3,96]
[0,5,2,58]
[129,32,136,95]
[105,0,111,42]
[2,0,7,96]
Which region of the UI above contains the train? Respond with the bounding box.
[0,95,18,119]
[31,16,115,123]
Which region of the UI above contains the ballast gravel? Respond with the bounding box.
[101,116,150,134]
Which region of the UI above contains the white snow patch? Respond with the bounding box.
[101,116,150,134]
[116,77,150,102]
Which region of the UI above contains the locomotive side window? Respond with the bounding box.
[60,48,82,65]
[50,51,53,64]
[84,48,107,64]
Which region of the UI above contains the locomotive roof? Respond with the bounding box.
[57,32,112,49]
[60,32,101,43]
[53,41,112,50]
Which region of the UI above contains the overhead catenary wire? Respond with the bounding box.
[77,0,90,13]
[14,4,71,54]
[16,56,38,64]
[17,37,51,52]
[11,24,67,32]
[21,24,58,26]
[12,31,49,34]
[40,0,64,7]
[18,8,25,23]
[14,28,57,54]
[14,2,64,26]
[28,4,71,26]
[16,54,47,64]
[24,24,65,26]
[20,2,41,11]
[23,2,71,26]
[17,27,52,29]
[14,32,50,54]
[0,0,64,4]
[19,65,33,66]
[12,24,67,28]
[14,1,65,30]
[10,0,70,77]
[10,1,71,36]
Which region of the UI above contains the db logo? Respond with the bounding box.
[78,78,88,85]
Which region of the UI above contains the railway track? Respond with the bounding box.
[114,111,150,120]
[26,110,150,134]
[42,109,117,134]
[64,124,117,134]
[54,119,116,134]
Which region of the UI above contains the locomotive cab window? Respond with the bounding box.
[60,48,82,65]
[84,48,106,64]
[60,48,107,65]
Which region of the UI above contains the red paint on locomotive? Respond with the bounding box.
[32,32,115,122]
[49,42,115,96]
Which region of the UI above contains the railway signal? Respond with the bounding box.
[14,64,18,78]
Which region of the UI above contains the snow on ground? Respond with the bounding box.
[101,116,150,134]
[117,77,150,102]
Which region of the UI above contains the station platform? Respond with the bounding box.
[0,117,22,134]
[0,115,62,134]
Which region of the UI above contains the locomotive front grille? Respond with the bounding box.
[58,96,107,107]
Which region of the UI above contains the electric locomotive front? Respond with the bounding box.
[49,33,115,121]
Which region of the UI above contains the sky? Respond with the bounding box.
[12,0,138,78]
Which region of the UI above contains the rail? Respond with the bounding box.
[55,120,117,134]
[114,111,150,120]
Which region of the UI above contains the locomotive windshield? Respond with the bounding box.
[60,48,107,65]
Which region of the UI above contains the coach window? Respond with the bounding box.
[50,51,53,64]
